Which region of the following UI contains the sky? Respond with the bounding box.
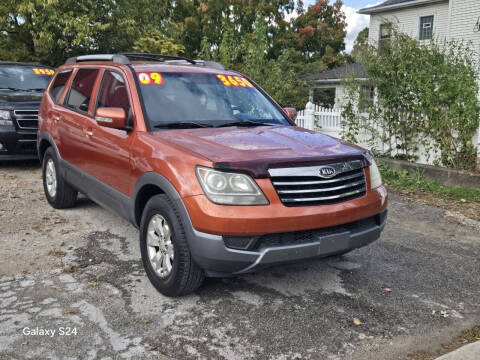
[301,0,381,53]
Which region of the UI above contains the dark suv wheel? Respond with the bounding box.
[42,147,77,209]
[140,194,204,297]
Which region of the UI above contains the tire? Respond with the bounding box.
[42,147,77,209]
[140,194,205,297]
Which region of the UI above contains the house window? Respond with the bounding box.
[313,88,336,109]
[379,23,392,49]
[379,23,391,40]
[419,15,434,40]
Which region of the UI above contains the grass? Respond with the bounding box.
[379,165,480,203]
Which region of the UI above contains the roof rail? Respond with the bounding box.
[64,53,225,70]
[120,52,197,65]
[65,54,130,65]
[194,60,225,70]
[163,59,225,70]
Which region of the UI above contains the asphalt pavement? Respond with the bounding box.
[0,165,479,359]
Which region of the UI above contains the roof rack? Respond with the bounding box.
[120,52,196,65]
[65,54,130,65]
[64,53,225,70]
[164,59,225,70]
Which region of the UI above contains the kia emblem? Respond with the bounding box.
[319,166,336,178]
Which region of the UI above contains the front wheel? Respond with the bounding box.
[42,147,77,209]
[140,194,204,297]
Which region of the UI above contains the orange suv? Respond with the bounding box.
[38,53,387,296]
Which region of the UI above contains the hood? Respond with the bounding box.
[0,90,43,107]
[150,126,368,178]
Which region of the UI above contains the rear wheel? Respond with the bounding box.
[42,147,77,209]
[140,194,204,297]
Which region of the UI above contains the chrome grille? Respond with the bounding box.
[269,160,367,206]
[14,109,39,129]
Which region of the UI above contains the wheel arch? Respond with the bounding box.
[38,132,61,163]
[133,172,187,228]
[38,139,51,163]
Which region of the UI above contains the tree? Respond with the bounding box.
[211,0,348,108]
[94,0,178,54]
[170,0,296,59]
[0,0,348,109]
[291,0,346,63]
[132,29,184,55]
[0,0,116,65]
[351,27,368,58]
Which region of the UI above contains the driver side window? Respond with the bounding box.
[65,68,99,113]
[96,70,131,116]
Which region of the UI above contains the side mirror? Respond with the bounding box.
[283,107,297,121]
[95,107,127,130]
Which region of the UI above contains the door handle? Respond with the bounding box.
[51,115,60,122]
[84,128,93,137]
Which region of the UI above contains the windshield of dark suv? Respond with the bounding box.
[0,65,54,91]
[136,72,291,129]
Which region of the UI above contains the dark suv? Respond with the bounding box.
[0,62,54,160]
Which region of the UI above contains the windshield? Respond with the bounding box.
[136,72,290,128]
[0,65,53,91]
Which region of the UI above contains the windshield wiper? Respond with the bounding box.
[154,121,213,129]
[215,120,277,128]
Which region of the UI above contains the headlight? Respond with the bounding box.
[369,159,382,189]
[0,110,12,126]
[196,166,269,205]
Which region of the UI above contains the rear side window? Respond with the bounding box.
[65,69,99,113]
[49,70,72,103]
[96,71,131,116]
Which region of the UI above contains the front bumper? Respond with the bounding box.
[188,210,387,276]
[0,126,38,160]
[184,180,388,236]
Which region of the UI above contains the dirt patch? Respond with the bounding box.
[409,325,480,360]
[385,186,480,222]
[0,162,88,276]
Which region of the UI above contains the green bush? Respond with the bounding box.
[342,28,480,170]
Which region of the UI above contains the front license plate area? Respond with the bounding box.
[316,233,350,255]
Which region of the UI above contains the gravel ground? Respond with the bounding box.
[0,162,479,359]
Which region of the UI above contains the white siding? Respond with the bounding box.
[368,1,450,44]
[335,85,348,109]
[448,0,480,55]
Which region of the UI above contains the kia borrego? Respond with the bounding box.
[37,53,387,297]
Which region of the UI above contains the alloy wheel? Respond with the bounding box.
[45,158,57,198]
[146,214,175,278]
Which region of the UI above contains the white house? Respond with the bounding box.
[311,0,480,108]
[360,0,480,51]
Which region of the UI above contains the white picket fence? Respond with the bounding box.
[296,101,480,168]
[296,104,343,132]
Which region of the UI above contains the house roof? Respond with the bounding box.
[358,0,448,14]
[315,63,365,83]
